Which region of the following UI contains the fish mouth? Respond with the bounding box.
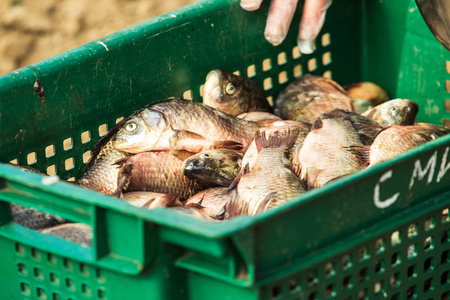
[183,160,206,175]
[112,136,127,145]
[204,70,223,104]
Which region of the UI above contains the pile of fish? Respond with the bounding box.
[11,70,450,246]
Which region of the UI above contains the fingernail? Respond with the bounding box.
[265,34,284,46]
[240,0,260,11]
[297,38,316,54]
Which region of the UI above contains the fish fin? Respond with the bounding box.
[171,130,243,152]
[291,162,302,178]
[112,163,134,197]
[293,163,312,191]
[185,202,204,209]
[223,190,245,219]
[254,127,300,152]
[197,194,206,207]
[142,200,155,209]
[361,107,377,119]
[227,163,249,193]
[352,123,383,145]
[84,117,130,172]
[348,145,371,166]
[213,207,226,220]
[256,192,277,214]
[184,194,205,209]
[161,193,180,207]
[304,167,322,189]
[321,109,348,120]
[113,157,130,168]
[311,118,323,130]
[411,131,437,143]
[211,141,243,151]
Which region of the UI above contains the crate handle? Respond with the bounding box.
[0,165,154,275]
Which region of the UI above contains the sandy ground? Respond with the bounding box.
[0,0,198,75]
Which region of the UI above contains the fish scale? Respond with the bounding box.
[117,150,204,200]
[150,99,260,147]
[226,128,305,218]
[77,141,129,194]
[350,125,450,167]
[294,118,365,188]
[274,75,353,123]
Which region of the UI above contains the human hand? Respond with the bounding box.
[240,0,332,54]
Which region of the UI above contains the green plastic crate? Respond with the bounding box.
[0,0,449,299]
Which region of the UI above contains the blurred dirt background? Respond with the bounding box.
[0,0,197,75]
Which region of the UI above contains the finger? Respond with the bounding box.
[240,0,264,11]
[297,0,332,54]
[264,0,299,46]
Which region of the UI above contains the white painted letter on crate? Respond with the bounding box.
[373,148,450,209]
[437,147,450,183]
[409,151,437,189]
[374,170,400,209]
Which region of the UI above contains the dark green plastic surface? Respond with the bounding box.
[0,0,449,299]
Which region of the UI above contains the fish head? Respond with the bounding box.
[382,99,418,126]
[113,108,166,153]
[366,99,418,127]
[204,69,268,116]
[182,150,241,187]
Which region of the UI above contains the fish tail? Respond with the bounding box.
[255,127,300,152]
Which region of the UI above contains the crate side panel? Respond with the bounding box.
[257,197,450,299]
[0,234,188,300]
[361,0,410,97]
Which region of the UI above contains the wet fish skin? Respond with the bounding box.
[113,99,261,154]
[203,69,271,116]
[185,187,233,219]
[274,75,353,123]
[362,99,418,127]
[226,127,306,218]
[171,206,219,222]
[293,117,365,189]
[39,223,92,247]
[350,125,449,167]
[77,118,130,194]
[11,204,67,230]
[114,150,204,200]
[182,149,242,187]
[321,109,383,145]
[237,111,282,126]
[241,120,310,172]
[121,192,182,208]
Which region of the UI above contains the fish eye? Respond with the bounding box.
[125,122,137,132]
[202,153,211,159]
[389,107,400,116]
[225,83,236,95]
